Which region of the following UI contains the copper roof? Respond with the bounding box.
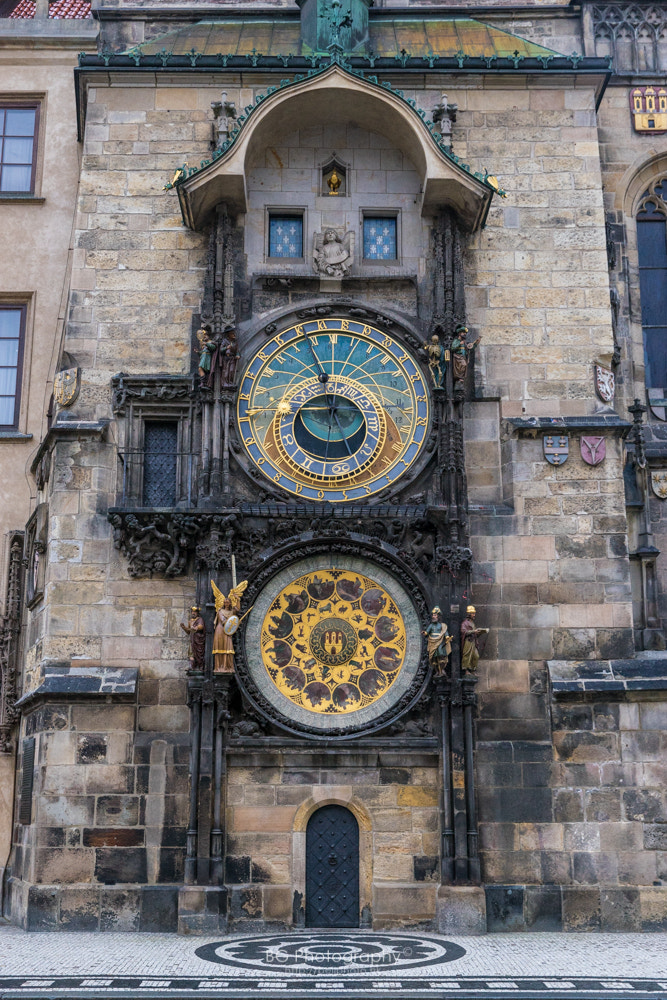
[10,0,91,17]
[136,17,562,60]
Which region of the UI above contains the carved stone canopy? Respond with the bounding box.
[177,64,494,231]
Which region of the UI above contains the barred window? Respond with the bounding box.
[637,178,667,389]
[143,421,178,507]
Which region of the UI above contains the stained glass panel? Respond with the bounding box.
[269,215,303,258]
[363,217,397,260]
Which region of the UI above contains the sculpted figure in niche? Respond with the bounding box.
[451,325,481,383]
[196,327,216,388]
[220,326,240,388]
[313,227,354,278]
[180,606,206,672]
[460,605,489,674]
[423,334,447,388]
[423,606,452,674]
[211,578,248,673]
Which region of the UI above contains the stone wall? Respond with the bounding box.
[225,754,440,929]
[8,50,666,933]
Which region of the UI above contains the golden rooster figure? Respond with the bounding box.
[211,578,248,673]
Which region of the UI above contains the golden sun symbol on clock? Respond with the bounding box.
[237,318,430,502]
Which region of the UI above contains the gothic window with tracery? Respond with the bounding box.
[637,178,667,390]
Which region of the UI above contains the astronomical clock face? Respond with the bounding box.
[237,318,430,502]
[242,555,425,735]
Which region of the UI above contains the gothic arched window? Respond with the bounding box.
[637,178,667,389]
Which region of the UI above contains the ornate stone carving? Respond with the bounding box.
[592,4,667,74]
[0,534,24,752]
[432,92,458,149]
[313,227,354,277]
[436,543,473,579]
[111,374,193,416]
[109,512,200,577]
[595,362,615,404]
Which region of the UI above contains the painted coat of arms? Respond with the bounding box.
[651,471,667,500]
[543,434,568,466]
[53,366,80,407]
[630,86,667,135]
[594,363,615,404]
[648,388,667,422]
[580,436,606,467]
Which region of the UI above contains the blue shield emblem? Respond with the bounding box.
[543,434,568,466]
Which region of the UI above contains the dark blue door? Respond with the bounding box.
[305,804,359,927]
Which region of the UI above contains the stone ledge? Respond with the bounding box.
[30,418,109,476]
[548,655,667,697]
[506,414,631,438]
[15,665,137,709]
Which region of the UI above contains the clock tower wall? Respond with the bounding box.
[7,4,659,936]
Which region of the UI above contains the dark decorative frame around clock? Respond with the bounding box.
[234,540,431,740]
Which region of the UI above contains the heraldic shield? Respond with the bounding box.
[594,363,615,405]
[543,434,569,466]
[53,367,80,407]
[581,436,606,467]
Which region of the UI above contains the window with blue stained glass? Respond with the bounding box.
[269,215,303,258]
[363,216,397,260]
[637,179,667,389]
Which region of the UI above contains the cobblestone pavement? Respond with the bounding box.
[0,927,666,999]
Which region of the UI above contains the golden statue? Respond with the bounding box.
[211,578,248,673]
[327,168,342,195]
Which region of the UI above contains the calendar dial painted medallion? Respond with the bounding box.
[241,554,425,735]
[238,319,430,502]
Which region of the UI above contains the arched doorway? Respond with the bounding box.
[305,804,359,927]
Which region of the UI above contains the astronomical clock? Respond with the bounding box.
[237,318,430,503]
[228,315,440,738]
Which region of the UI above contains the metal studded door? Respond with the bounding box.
[305,804,359,927]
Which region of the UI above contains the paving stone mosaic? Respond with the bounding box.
[0,929,666,999]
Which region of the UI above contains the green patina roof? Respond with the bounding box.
[134,17,563,61]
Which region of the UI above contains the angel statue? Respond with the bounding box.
[313,227,354,278]
[211,578,248,673]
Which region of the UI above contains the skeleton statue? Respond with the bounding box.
[423,334,447,388]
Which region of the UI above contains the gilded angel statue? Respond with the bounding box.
[211,578,248,673]
[313,227,354,278]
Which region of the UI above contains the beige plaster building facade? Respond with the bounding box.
[1,0,666,934]
[0,0,96,906]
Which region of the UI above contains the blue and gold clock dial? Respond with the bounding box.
[238,318,430,502]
